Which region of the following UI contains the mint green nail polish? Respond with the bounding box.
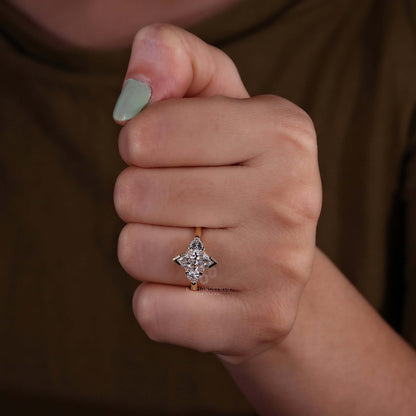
[113,79,151,122]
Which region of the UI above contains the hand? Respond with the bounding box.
[114,24,322,365]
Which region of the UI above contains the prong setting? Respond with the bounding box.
[172,236,217,284]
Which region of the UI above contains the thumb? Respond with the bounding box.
[113,23,249,123]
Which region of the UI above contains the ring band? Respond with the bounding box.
[172,227,217,291]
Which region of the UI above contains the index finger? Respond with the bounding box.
[118,95,264,168]
[118,94,300,168]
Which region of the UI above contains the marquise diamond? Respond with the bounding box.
[173,236,217,284]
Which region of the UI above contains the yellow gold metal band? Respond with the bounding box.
[190,227,202,291]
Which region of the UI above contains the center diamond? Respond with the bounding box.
[173,236,217,284]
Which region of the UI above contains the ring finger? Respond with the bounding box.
[118,222,276,290]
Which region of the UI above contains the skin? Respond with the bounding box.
[10,1,416,414]
[115,26,321,362]
[112,24,416,415]
[9,0,241,49]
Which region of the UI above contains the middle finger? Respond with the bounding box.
[114,164,252,227]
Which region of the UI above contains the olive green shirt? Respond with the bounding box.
[1,0,415,414]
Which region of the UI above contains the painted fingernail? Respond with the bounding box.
[113,79,151,122]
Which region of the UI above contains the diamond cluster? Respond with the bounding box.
[173,236,217,284]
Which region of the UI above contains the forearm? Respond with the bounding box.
[218,248,416,416]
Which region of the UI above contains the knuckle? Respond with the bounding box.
[239,252,312,347]
[258,95,317,151]
[134,23,179,45]
[261,238,310,284]
[114,167,148,222]
[118,121,142,166]
[253,297,295,344]
[114,167,135,221]
[256,221,316,286]
[133,23,187,70]
[117,224,132,270]
[273,248,314,286]
[119,108,163,167]
[261,190,318,233]
[288,107,316,142]
[281,105,316,144]
[286,185,322,223]
[269,302,295,339]
[117,224,143,278]
[133,284,162,342]
[263,176,322,228]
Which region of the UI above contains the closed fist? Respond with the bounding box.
[114,24,321,364]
